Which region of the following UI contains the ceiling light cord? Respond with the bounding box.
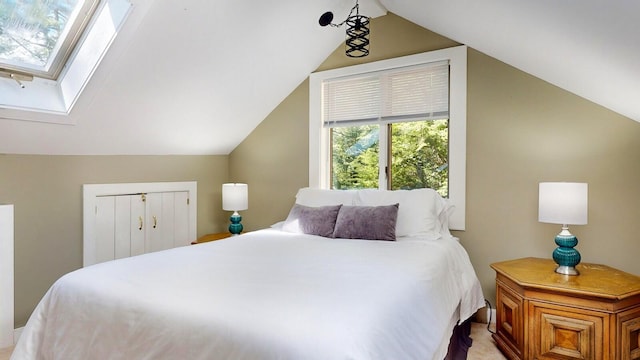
[324,2,360,28]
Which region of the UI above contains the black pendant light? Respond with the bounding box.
[319,0,370,58]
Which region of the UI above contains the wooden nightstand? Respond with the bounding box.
[191,232,232,244]
[491,257,640,360]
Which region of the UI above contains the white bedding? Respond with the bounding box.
[12,229,484,360]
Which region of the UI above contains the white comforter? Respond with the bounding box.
[12,229,484,360]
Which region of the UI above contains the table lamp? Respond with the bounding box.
[538,182,588,275]
[222,183,248,235]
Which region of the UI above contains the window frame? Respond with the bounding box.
[0,0,102,80]
[0,0,137,124]
[309,46,467,230]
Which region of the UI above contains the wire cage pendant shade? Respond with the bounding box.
[319,0,370,58]
[345,14,370,57]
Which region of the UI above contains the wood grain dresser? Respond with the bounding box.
[491,257,640,360]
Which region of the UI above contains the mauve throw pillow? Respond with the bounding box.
[282,204,342,237]
[332,204,399,241]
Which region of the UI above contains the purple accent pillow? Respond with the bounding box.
[332,204,399,241]
[282,204,342,237]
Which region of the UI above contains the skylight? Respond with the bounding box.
[0,0,100,80]
[0,0,102,81]
[0,0,134,123]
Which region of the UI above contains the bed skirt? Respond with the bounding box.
[445,319,473,360]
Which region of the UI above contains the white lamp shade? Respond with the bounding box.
[222,183,248,211]
[538,182,588,225]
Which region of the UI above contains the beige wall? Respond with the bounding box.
[229,78,311,231]
[231,13,640,305]
[0,155,229,327]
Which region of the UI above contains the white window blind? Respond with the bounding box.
[322,60,449,127]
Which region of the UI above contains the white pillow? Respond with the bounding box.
[295,187,357,207]
[355,188,451,238]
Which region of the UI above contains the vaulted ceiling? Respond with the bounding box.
[0,0,638,155]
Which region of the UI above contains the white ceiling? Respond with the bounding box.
[0,0,638,155]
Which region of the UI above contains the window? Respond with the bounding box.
[0,0,136,123]
[330,118,451,194]
[310,46,467,230]
[324,60,450,194]
[0,0,100,80]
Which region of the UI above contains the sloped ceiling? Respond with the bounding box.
[0,0,638,155]
[385,0,640,124]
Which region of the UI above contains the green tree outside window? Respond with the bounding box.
[331,119,449,197]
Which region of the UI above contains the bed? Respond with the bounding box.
[12,188,485,360]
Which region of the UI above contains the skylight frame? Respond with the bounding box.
[0,0,102,80]
[0,0,135,124]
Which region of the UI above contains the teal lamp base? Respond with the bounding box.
[228,211,243,236]
[552,226,581,275]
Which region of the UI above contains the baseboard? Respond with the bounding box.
[473,306,489,323]
[473,306,497,324]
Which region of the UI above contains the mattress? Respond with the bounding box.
[12,229,484,360]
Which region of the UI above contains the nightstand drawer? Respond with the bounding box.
[529,301,606,360]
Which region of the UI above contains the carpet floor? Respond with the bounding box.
[0,346,11,360]
[469,322,507,359]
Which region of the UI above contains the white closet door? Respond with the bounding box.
[145,192,161,253]
[145,192,176,253]
[173,191,190,247]
[145,192,190,253]
[130,195,145,257]
[114,196,132,260]
[96,192,191,262]
[83,182,197,267]
[159,192,176,251]
[113,194,146,259]
[95,196,116,264]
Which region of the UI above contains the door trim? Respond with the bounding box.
[0,204,14,347]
